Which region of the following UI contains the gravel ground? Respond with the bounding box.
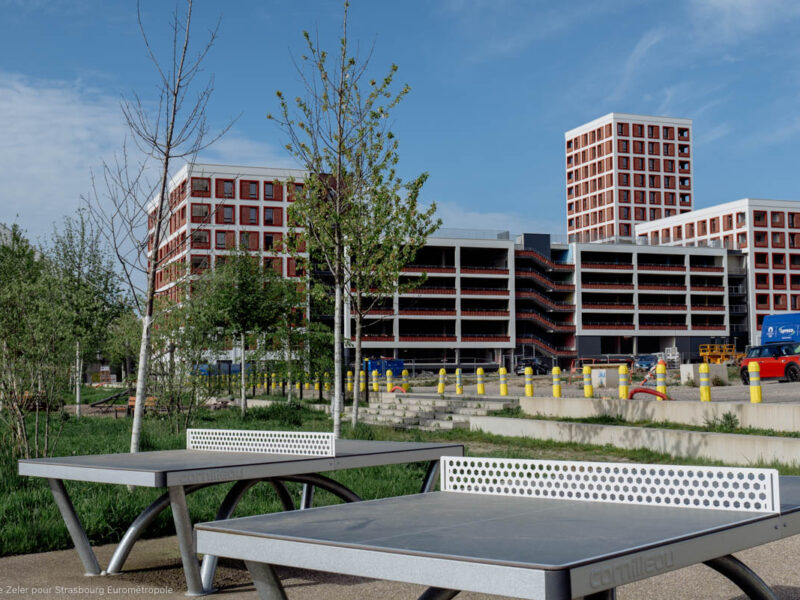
[1,534,799,599]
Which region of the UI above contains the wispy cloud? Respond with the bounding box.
[606,28,666,104]
[688,0,800,41]
[442,0,641,61]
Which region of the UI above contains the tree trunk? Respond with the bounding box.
[351,314,362,427]
[240,332,247,414]
[75,340,81,419]
[332,280,343,438]
[130,312,152,453]
[285,319,293,404]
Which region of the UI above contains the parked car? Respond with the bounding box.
[633,354,658,371]
[740,342,800,384]
[514,358,549,376]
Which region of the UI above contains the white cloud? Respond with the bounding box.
[432,199,565,240]
[689,0,800,41]
[606,28,666,103]
[0,71,295,242]
[0,72,126,241]
[442,0,641,61]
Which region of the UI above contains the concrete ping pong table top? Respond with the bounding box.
[17,429,464,596]
[196,456,800,600]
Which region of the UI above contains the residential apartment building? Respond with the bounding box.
[636,198,800,345]
[153,163,309,301]
[566,113,693,242]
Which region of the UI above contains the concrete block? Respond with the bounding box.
[591,368,620,388]
[471,416,800,466]
[680,363,729,385]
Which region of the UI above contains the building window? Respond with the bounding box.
[773,232,786,247]
[619,190,630,203]
[680,193,691,204]
[191,203,210,223]
[774,273,787,289]
[215,179,234,199]
[774,253,786,268]
[240,180,259,200]
[223,206,234,224]
[664,192,675,205]
[215,231,227,249]
[191,230,209,248]
[264,233,274,250]
[619,140,629,152]
[264,182,274,199]
[686,223,695,237]
[191,177,211,197]
[617,123,624,135]
[755,252,769,267]
[678,144,690,154]
[191,255,209,274]
[678,127,690,139]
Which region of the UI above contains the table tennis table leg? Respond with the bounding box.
[300,483,315,509]
[47,478,102,576]
[168,485,206,596]
[244,561,288,600]
[578,591,615,599]
[704,555,778,600]
[418,587,460,600]
[420,460,440,493]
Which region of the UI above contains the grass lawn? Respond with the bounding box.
[4,401,794,557]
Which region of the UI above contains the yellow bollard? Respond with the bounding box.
[346,370,353,393]
[656,361,667,398]
[524,366,534,397]
[455,368,463,395]
[618,365,629,400]
[359,370,366,393]
[749,362,762,404]
[437,368,446,394]
[314,373,320,392]
[372,370,380,393]
[401,369,410,392]
[552,366,562,398]
[324,372,331,392]
[476,367,485,395]
[305,376,310,390]
[583,366,593,398]
[499,367,508,396]
[386,369,394,393]
[271,373,277,394]
[295,380,301,391]
[699,363,711,402]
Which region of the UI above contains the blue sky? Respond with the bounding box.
[3,0,800,242]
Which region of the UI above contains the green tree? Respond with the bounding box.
[104,305,141,384]
[345,173,439,425]
[0,226,71,458]
[49,209,123,417]
[190,251,286,412]
[270,1,416,437]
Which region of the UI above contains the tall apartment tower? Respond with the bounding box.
[565,113,694,242]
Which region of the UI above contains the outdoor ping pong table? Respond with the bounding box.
[196,456,800,600]
[18,429,463,596]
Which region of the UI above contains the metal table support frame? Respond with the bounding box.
[46,459,441,596]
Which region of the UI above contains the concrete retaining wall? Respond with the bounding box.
[519,396,800,433]
[471,416,800,466]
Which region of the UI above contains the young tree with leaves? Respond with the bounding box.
[271,1,417,437]
[49,209,122,417]
[190,250,285,412]
[86,0,230,452]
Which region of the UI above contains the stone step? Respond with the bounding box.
[418,418,470,431]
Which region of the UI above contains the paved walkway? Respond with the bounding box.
[2,534,799,599]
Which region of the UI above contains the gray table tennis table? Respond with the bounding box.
[196,456,800,600]
[18,429,463,596]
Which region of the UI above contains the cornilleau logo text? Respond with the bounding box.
[589,551,674,588]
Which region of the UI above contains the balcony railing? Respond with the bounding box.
[461,266,509,275]
[639,304,687,311]
[516,288,575,311]
[516,333,577,356]
[461,310,510,317]
[461,288,510,296]
[402,265,456,273]
[515,268,575,291]
[581,262,634,270]
[691,265,724,273]
[582,323,635,330]
[398,334,457,342]
[405,287,456,295]
[398,309,457,316]
[691,285,725,292]
[637,264,686,271]
[582,283,635,289]
[692,324,727,330]
[691,305,725,311]
[639,323,688,330]
[514,248,573,271]
[582,303,635,310]
[461,335,511,342]
[638,284,687,291]
[516,312,576,331]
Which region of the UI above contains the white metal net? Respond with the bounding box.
[440,456,780,513]
[187,429,335,456]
